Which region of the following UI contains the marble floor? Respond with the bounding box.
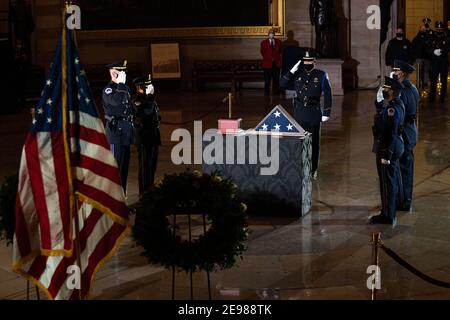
[1,88,450,300]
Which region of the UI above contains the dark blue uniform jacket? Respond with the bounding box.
[102,82,135,146]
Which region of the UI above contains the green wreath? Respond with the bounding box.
[133,170,248,273]
[0,174,18,245]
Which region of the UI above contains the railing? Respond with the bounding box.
[370,232,450,300]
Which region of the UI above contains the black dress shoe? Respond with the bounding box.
[398,206,411,212]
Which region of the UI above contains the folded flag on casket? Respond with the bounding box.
[254,105,306,136]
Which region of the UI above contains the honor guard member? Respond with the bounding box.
[428,21,450,103]
[371,77,406,225]
[280,51,332,179]
[412,25,431,90]
[132,75,161,197]
[102,60,134,194]
[392,60,420,211]
[423,17,434,37]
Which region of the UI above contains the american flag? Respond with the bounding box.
[12,27,130,300]
[254,105,306,136]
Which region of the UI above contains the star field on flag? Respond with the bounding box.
[254,105,306,135]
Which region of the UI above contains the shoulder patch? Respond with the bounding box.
[387,108,395,116]
[105,88,113,95]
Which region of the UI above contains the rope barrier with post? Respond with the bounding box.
[370,233,381,300]
[369,232,450,300]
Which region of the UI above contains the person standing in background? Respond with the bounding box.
[428,21,450,103]
[411,26,431,91]
[281,30,300,53]
[11,0,35,64]
[260,28,282,96]
[385,28,412,68]
[423,17,434,37]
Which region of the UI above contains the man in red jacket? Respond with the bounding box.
[260,28,282,96]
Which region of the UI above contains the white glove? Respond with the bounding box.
[290,60,302,74]
[322,116,330,122]
[381,159,391,165]
[389,71,395,78]
[434,49,442,56]
[376,87,384,103]
[146,84,154,95]
[117,71,127,84]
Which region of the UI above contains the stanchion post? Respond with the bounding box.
[371,232,381,300]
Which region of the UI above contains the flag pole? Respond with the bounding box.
[61,0,83,300]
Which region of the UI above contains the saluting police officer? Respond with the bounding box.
[392,60,420,211]
[371,77,406,225]
[132,75,161,197]
[102,60,134,194]
[428,21,450,103]
[280,51,332,180]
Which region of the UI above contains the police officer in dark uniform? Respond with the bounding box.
[371,77,405,225]
[428,21,450,103]
[102,60,134,194]
[132,75,161,197]
[412,25,431,90]
[392,60,420,211]
[280,51,332,180]
[385,28,412,68]
[423,17,434,37]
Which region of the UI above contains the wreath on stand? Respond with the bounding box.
[0,174,18,245]
[133,170,248,273]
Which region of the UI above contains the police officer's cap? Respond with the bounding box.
[393,60,415,74]
[422,17,431,24]
[303,51,316,61]
[435,21,446,30]
[106,60,128,71]
[133,74,152,86]
[383,76,404,91]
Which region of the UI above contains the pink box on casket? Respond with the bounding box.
[218,118,242,134]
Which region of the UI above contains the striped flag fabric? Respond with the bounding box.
[12,26,130,300]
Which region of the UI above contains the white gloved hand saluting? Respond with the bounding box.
[146,84,155,95]
[434,49,442,56]
[322,116,330,122]
[117,71,127,84]
[290,60,302,74]
[376,87,384,103]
